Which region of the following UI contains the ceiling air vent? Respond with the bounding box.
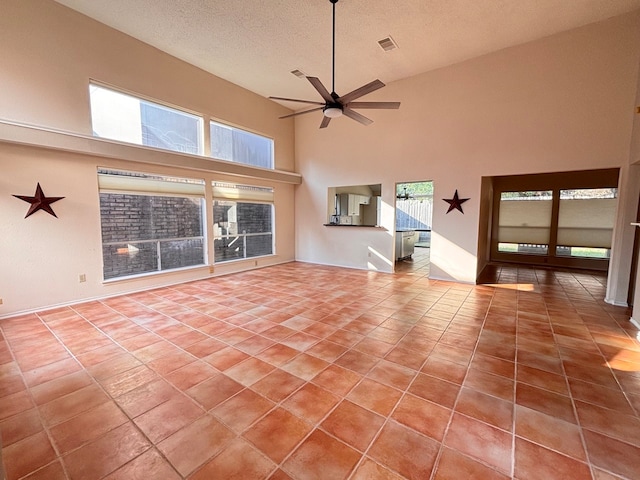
[290,69,307,78]
[378,36,398,52]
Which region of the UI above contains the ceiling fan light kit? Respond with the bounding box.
[270,0,400,129]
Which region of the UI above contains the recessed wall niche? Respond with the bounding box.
[326,184,381,226]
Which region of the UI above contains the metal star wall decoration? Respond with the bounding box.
[443,189,469,214]
[13,183,65,218]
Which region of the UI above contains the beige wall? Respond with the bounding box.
[294,11,640,284]
[0,0,297,317]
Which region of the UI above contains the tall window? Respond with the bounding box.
[556,188,617,258]
[98,169,206,280]
[210,121,274,169]
[491,169,619,270]
[90,84,202,155]
[213,183,274,262]
[498,191,553,255]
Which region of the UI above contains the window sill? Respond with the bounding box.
[102,264,209,285]
[0,119,301,184]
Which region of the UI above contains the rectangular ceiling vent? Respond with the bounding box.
[378,36,398,52]
[290,69,307,78]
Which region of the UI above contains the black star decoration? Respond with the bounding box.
[13,183,65,218]
[443,189,470,214]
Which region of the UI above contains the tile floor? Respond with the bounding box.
[1,248,640,479]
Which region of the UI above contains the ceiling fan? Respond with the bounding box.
[269,0,400,129]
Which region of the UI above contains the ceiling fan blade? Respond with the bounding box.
[306,77,334,103]
[269,96,325,106]
[279,106,324,119]
[347,101,400,109]
[342,107,373,126]
[320,116,331,129]
[339,79,385,104]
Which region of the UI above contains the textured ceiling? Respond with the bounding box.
[54,0,640,108]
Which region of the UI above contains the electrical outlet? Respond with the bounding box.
[209,266,215,274]
[368,252,372,257]
[79,274,86,283]
[254,260,258,267]
[0,298,3,305]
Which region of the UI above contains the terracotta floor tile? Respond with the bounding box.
[408,373,460,409]
[23,357,82,388]
[514,405,586,461]
[146,350,196,376]
[103,448,180,480]
[186,373,244,409]
[0,408,43,447]
[281,331,321,351]
[115,378,179,418]
[348,378,402,416]
[244,407,313,462]
[306,339,349,362]
[21,460,67,480]
[62,422,151,480]
[165,361,218,391]
[39,383,109,427]
[434,447,511,480]
[99,364,159,397]
[189,437,275,480]
[562,360,620,389]
[369,421,440,480]
[515,382,576,424]
[568,377,635,415]
[351,458,405,480]
[283,429,361,480]
[391,393,450,441]
[312,364,361,396]
[132,340,182,363]
[49,401,128,454]
[86,353,143,381]
[382,345,428,370]
[268,469,294,480]
[367,359,416,390]
[514,437,592,480]
[283,383,340,423]
[321,399,384,452]
[251,369,305,402]
[184,337,228,358]
[517,364,569,395]
[158,414,235,476]
[202,346,249,370]
[335,349,380,375]
[134,394,204,443]
[455,387,513,431]
[75,344,126,368]
[516,350,564,375]
[212,388,275,433]
[2,431,56,480]
[574,400,640,447]
[29,370,93,406]
[117,332,162,351]
[583,429,640,480]
[282,353,330,380]
[444,413,512,475]
[464,368,514,401]
[223,357,276,386]
[471,353,515,379]
[421,356,467,384]
[3,258,639,480]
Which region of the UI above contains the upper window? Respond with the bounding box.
[90,84,202,155]
[210,121,274,169]
[98,169,206,280]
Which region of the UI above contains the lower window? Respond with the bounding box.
[99,170,206,280]
[213,183,274,263]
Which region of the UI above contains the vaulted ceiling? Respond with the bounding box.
[54,0,640,108]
